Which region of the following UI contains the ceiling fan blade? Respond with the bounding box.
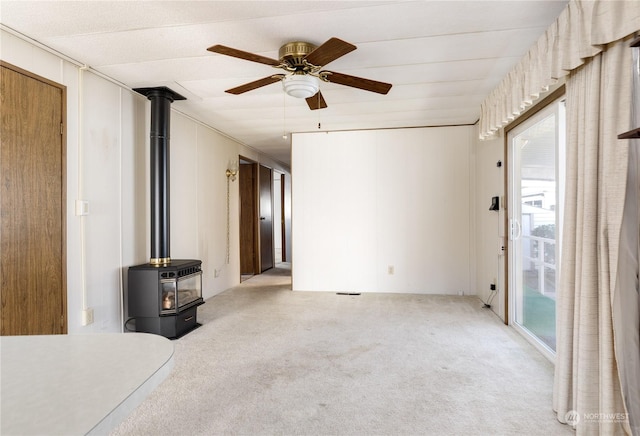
[304,37,356,67]
[305,91,328,110]
[322,71,392,95]
[225,75,285,95]
[207,44,281,66]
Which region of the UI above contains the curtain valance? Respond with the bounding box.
[479,0,640,140]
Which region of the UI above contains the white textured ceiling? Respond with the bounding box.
[0,0,568,165]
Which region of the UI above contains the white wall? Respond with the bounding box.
[292,127,475,294]
[2,26,508,325]
[473,127,507,320]
[1,29,290,333]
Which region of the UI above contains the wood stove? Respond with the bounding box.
[127,86,203,338]
[128,260,203,338]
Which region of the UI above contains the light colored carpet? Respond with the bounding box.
[111,264,570,436]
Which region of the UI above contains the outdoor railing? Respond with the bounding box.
[521,234,556,298]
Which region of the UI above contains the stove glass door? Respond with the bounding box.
[177,272,202,309]
[160,280,177,313]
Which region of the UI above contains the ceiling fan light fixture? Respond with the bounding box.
[282,74,319,99]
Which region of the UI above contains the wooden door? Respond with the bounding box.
[239,162,258,275]
[280,173,287,262]
[259,165,274,272]
[1,62,67,335]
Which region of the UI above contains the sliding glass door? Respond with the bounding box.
[508,97,565,355]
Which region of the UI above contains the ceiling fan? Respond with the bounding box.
[207,37,392,110]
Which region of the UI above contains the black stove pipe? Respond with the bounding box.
[133,87,186,265]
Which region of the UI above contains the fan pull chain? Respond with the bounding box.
[317,92,321,129]
[282,91,288,139]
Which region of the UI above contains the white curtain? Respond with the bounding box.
[479,0,640,140]
[552,36,633,434]
[476,1,640,433]
[612,46,640,436]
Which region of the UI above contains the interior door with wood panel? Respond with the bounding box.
[239,162,258,276]
[259,165,274,272]
[1,62,67,335]
[280,173,287,262]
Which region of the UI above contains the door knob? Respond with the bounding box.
[260,217,266,220]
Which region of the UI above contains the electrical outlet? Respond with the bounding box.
[82,308,94,326]
[388,265,394,275]
[214,269,220,278]
[490,284,496,291]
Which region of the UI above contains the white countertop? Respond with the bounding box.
[1,333,174,436]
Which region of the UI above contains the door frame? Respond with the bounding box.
[237,157,279,278]
[505,87,565,361]
[280,172,286,262]
[503,86,565,326]
[238,156,259,279]
[1,61,68,334]
[258,163,275,272]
